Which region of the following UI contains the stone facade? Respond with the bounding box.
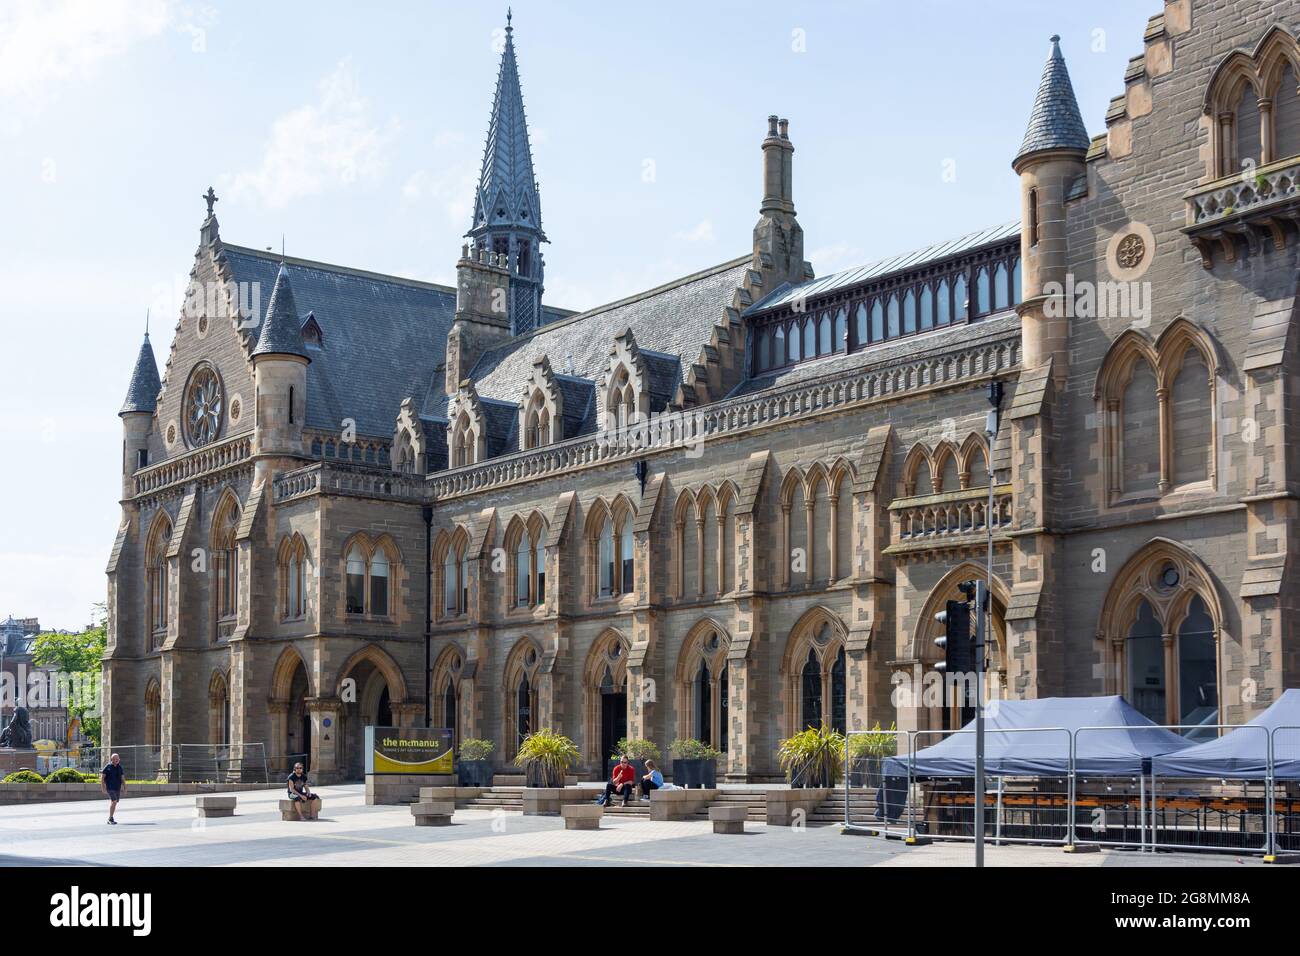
[105,2,1300,782]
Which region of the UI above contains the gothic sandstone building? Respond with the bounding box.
[107,2,1300,781]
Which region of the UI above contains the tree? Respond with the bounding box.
[30,604,106,746]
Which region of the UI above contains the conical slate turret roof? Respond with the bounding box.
[1014,35,1090,168]
[120,333,161,414]
[468,11,544,240]
[251,263,309,360]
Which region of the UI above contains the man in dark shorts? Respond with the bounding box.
[100,753,125,824]
[286,762,319,820]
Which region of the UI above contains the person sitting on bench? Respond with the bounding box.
[598,755,636,806]
[639,759,663,801]
[286,762,320,820]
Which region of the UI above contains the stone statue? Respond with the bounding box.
[0,706,33,749]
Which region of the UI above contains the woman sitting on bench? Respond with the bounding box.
[287,762,320,820]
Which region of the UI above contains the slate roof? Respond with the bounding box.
[251,264,309,360]
[465,256,751,409]
[120,333,161,414]
[748,222,1022,315]
[1014,36,1090,166]
[554,374,598,438]
[480,397,520,458]
[222,246,460,438]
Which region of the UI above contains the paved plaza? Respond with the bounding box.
[0,786,1260,867]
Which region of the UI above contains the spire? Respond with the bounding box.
[120,329,161,415]
[251,263,309,361]
[1013,35,1091,170]
[468,11,544,242]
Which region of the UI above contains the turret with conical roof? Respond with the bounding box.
[1014,35,1088,385]
[251,263,309,463]
[119,328,160,497]
[466,9,546,335]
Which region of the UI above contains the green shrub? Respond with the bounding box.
[847,722,898,761]
[3,769,45,784]
[611,737,660,761]
[777,725,845,788]
[669,738,722,760]
[515,729,580,788]
[44,767,86,783]
[459,738,495,762]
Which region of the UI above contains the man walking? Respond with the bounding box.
[100,753,125,824]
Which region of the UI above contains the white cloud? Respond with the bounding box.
[675,219,716,243]
[401,130,478,225]
[224,57,397,209]
[0,0,173,119]
[808,242,868,275]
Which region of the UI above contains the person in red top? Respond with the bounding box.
[598,754,636,806]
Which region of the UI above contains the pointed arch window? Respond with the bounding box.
[936,279,951,326]
[902,289,917,334]
[817,311,831,355]
[788,322,802,362]
[146,515,171,642]
[870,299,884,341]
[758,328,771,370]
[346,545,366,615]
[953,274,968,321]
[800,648,822,730]
[370,549,390,616]
[802,317,815,359]
[920,284,934,329]
[279,535,308,620]
[789,621,848,736]
[212,497,240,622]
[680,629,730,753]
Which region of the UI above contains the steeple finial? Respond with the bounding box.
[203,185,218,218]
[1012,34,1090,170]
[507,7,512,32]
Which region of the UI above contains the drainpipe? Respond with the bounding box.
[422,504,433,728]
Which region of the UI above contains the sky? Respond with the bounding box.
[0,0,1155,630]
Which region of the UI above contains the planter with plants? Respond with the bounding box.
[515,729,581,789]
[456,738,495,788]
[847,722,897,789]
[669,738,722,788]
[778,724,845,789]
[611,738,661,780]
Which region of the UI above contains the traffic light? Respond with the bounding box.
[933,598,972,675]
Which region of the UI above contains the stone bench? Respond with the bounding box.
[410,800,455,826]
[279,798,321,820]
[561,804,604,830]
[709,804,748,834]
[195,795,236,818]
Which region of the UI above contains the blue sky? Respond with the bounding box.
[0,0,1154,629]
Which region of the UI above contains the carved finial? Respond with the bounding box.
[203,186,218,218]
[507,7,512,32]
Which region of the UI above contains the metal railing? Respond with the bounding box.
[66,744,273,783]
[840,721,1300,858]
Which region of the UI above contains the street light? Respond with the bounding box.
[975,378,1004,868]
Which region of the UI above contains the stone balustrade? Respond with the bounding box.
[1185,156,1300,227]
[891,484,1014,542]
[132,435,252,495]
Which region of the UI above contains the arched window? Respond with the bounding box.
[346,545,366,615]
[902,289,917,334]
[800,648,822,730]
[817,312,831,354]
[1121,359,1160,496]
[432,648,462,747]
[833,307,847,352]
[936,279,951,325]
[886,295,900,338]
[920,285,934,329]
[1235,83,1263,171]
[1011,258,1023,306]
[953,274,968,321]
[871,300,884,341]
[854,302,868,348]
[1277,64,1300,159]
[994,262,1009,311]
[279,534,308,620]
[802,317,815,359]
[442,548,457,614]
[618,512,634,594]
[598,516,614,597]
[788,321,801,362]
[1103,543,1222,731]
[1171,348,1212,486]
[534,534,546,604]
[773,325,786,366]
[437,530,468,618]
[523,390,549,449]
[370,549,390,616]
[443,677,458,743]
[146,514,172,642]
[975,266,990,315]
[212,495,240,622]
[678,627,730,753]
[514,532,530,606]
[758,328,771,370]
[505,641,542,758]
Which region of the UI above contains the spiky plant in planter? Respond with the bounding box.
[515,729,580,788]
[846,722,897,788]
[778,724,845,788]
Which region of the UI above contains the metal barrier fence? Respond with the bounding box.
[842,721,1300,858]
